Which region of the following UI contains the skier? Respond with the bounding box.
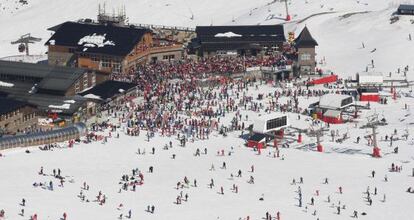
[353,210,358,218]
[151,205,155,213]
[63,212,67,220]
[21,198,26,206]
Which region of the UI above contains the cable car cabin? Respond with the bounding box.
[358,87,380,102]
[247,133,266,149]
[252,113,289,134]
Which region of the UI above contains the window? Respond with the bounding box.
[300,65,312,73]
[341,97,353,107]
[112,62,121,74]
[91,55,99,62]
[91,72,96,85]
[75,81,80,93]
[266,116,287,130]
[300,53,311,61]
[101,57,111,68]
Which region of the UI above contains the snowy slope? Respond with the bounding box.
[0,83,413,220]
[1,0,414,77]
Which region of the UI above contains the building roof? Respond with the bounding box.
[80,80,137,101]
[398,4,414,11]
[319,94,353,109]
[255,112,288,122]
[0,84,86,115]
[295,26,318,47]
[45,22,151,56]
[195,25,286,43]
[0,97,32,115]
[0,91,8,97]
[0,60,86,93]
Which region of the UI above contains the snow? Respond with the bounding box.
[64,100,76,104]
[0,55,47,63]
[48,103,71,109]
[0,82,413,220]
[78,33,115,48]
[119,89,125,93]
[83,94,102,100]
[0,0,412,81]
[214,31,242,38]
[0,80,14,87]
[0,1,414,219]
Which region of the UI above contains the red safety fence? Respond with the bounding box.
[308,75,338,85]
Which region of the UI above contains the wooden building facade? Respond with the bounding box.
[190,25,286,57]
[46,21,184,74]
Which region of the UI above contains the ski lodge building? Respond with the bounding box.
[314,94,354,124]
[0,97,38,135]
[0,60,102,118]
[293,26,318,75]
[189,25,286,57]
[397,4,414,15]
[46,21,184,74]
